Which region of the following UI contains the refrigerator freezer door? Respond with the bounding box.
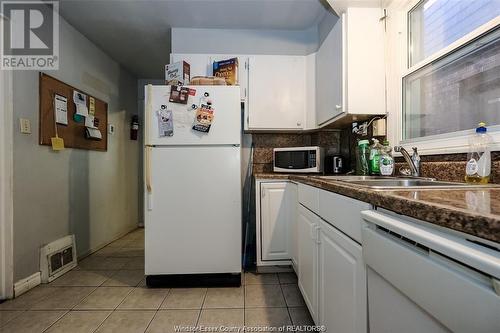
[146,85,241,146]
[145,146,242,275]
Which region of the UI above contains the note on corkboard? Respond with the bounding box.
[39,73,108,151]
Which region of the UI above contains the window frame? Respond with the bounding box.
[393,0,500,155]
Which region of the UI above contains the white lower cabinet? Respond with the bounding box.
[260,182,291,262]
[257,181,369,331]
[318,219,367,333]
[297,204,320,323]
[257,181,297,266]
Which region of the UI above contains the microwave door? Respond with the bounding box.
[275,151,309,170]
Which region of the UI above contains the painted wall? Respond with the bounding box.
[171,27,319,56]
[12,17,139,281]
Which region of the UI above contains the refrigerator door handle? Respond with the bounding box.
[145,84,153,146]
[145,146,153,211]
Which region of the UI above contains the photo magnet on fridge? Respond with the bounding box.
[192,104,214,133]
[169,85,189,104]
[158,106,174,137]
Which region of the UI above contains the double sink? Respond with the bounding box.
[317,175,498,190]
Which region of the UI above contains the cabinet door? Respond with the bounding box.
[170,53,212,79]
[209,54,248,101]
[260,183,290,261]
[287,183,299,269]
[247,55,306,130]
[316,14,344,126]
[319,219,367,333]
[297,204,319,323]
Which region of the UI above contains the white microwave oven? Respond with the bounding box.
[273,146,324,173]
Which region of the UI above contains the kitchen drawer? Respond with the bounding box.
[298,184,319,214]
[319,191,370,243]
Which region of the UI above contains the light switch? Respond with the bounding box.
[19,118,31,134]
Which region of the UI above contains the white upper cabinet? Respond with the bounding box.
[315,7,386,126]
[316,14,343,126]
[170,53,248,101]
[247,55,307,130]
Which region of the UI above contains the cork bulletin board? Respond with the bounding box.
[39,73,108,151]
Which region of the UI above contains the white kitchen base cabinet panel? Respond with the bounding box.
[256,181,297,266]
[260,182,290,262]
[297,204,320,323]
[318,219,366,333]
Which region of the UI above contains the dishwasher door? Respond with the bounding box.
[361,210,500,333]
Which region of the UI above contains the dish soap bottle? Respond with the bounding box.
[369,139,382,175]
[379,140,394,176]
[465,122,492,184]
[356,140,370,175]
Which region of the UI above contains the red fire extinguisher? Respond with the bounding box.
[130,115,139,140]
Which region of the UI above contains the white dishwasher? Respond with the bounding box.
[361,210,500,333]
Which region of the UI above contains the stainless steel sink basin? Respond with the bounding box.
[319,175,420,181]
[346,179,462,188]
[317,176,499,189]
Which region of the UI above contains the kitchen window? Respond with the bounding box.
[401,0,500,149]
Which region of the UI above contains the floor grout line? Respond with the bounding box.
[40,309,70,333]
[143,309,160,333]
[195,288,208,326]
[90,309,114,333]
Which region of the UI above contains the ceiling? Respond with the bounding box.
[58,0,330,78]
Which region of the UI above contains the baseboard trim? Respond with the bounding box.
[146,273,241,288]
[14,272,41,297]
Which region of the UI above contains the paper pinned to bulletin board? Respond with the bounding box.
[39,73,108,151]
[73,91,88,117]
[54,94,68,125]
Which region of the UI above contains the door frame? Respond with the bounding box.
[0,38,15,299]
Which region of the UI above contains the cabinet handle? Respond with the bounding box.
[297,122,302,127]
[335,105,342,109]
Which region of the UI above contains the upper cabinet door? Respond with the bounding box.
[170,53,248,101]
[209,54,248,101]
[316,14,344,126]
[170,53,212,80]
[247,55,306,130]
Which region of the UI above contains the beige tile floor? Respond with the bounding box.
[0,228,313,333]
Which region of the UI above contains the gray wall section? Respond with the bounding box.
[12,17,139,281]
[171,27,319,55]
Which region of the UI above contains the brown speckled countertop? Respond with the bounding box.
[255,173,500,243]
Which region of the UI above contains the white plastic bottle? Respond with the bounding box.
[379,140,394,176]
[465,122,492,184]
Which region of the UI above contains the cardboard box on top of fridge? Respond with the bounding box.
[165,61,190,85]
[213,58,238,85]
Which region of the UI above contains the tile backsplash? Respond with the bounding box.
[395,152,500,184]
[251,130,341,173]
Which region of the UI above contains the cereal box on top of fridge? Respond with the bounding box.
[165,61,190,85]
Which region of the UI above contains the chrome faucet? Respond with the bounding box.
[394,146,420,177]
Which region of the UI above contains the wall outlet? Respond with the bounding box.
[19,118,31,134]
[108,124,115,135]
[372,118,387,136]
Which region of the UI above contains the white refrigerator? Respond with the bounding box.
[144,85,242,287]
